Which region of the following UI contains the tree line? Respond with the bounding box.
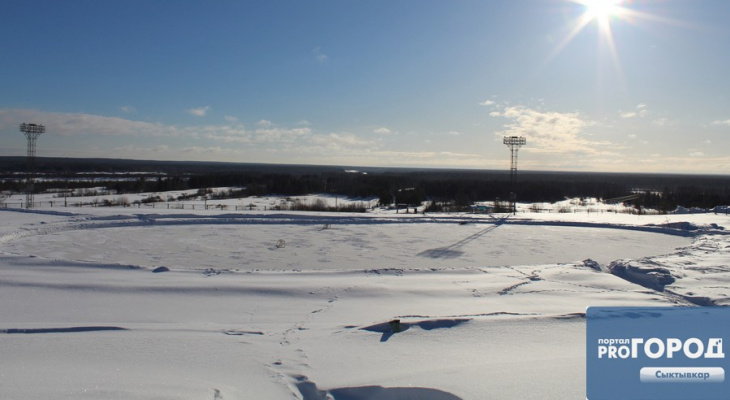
[2,157,730,211]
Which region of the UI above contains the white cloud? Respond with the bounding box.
[187,106,210,117]
[0,108,515,168]
[202,126,250,143]
[652,118,672,126]
[439,151,480,157]
[713,119,730,126]
[620,103,649,119]
[110,144,236,157]
[0,108,254,148]
[479,100,495,106]
[311,133,374,149]
[254,127,311,142]
[690,151,704,157]
[627,134,637,139]
[120,106,136,113]
[374,127,392,135]
[372,150,480,159]
[224,115,239,123]
[0,108,173,137]
[256,119,272,127]
[446,131,462,136]
[491,105,612,155]
[312,47,328,63]
[297,120,311,126]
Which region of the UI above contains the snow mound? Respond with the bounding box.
[294,375,463,400]
[361,318,471,342]
[608,261,676,291]
[581,259,602,272]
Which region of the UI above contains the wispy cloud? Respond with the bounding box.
[0,108,172,137]
[713,119,730,126]
[312,47,328,63]
[479,100,495,106]
[373,127,392,135]
[620,103,648,118]
[491,105,613,155]
[110,144,245,158]
[201,124,250,144]
[256,119,272,127]
[311,132,374,150]
[0,108,254,148]
[652,117,672,126]
[370,150,481,159]
[224,115,239,123]
[254,127,311,142]
[120,105,136,113]
[187,106,210,117]
[0,108,510,168]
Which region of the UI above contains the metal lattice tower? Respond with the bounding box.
[20,123,45,208]
[503,136,526,214]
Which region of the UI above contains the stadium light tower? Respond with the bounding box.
[20,123,45,208]
[503,136,526,214]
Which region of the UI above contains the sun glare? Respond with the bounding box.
[583,0,623,24]
[529,0,684,102]
[534,0,632,87]
[543,0,631,63]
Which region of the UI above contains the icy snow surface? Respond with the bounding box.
[1,200,729,399]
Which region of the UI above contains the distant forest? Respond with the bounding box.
[2,157,730,212]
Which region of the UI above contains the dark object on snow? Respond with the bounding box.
[582,259,602,272]
[682,295,716,307]
[3,326,127,334]
[362,318,470,342]
[152,266,170,273]
[294,374,463,400]
[330,385,463,400]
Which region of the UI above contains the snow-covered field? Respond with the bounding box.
[1,193,729,399]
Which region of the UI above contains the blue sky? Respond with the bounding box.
[2,0,729,173]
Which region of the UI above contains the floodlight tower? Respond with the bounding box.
[20,123,45,208]
[503,136,526,214]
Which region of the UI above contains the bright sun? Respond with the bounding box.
[535,0,633,89]
[582,0,624,26]
[536,0,680,91]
